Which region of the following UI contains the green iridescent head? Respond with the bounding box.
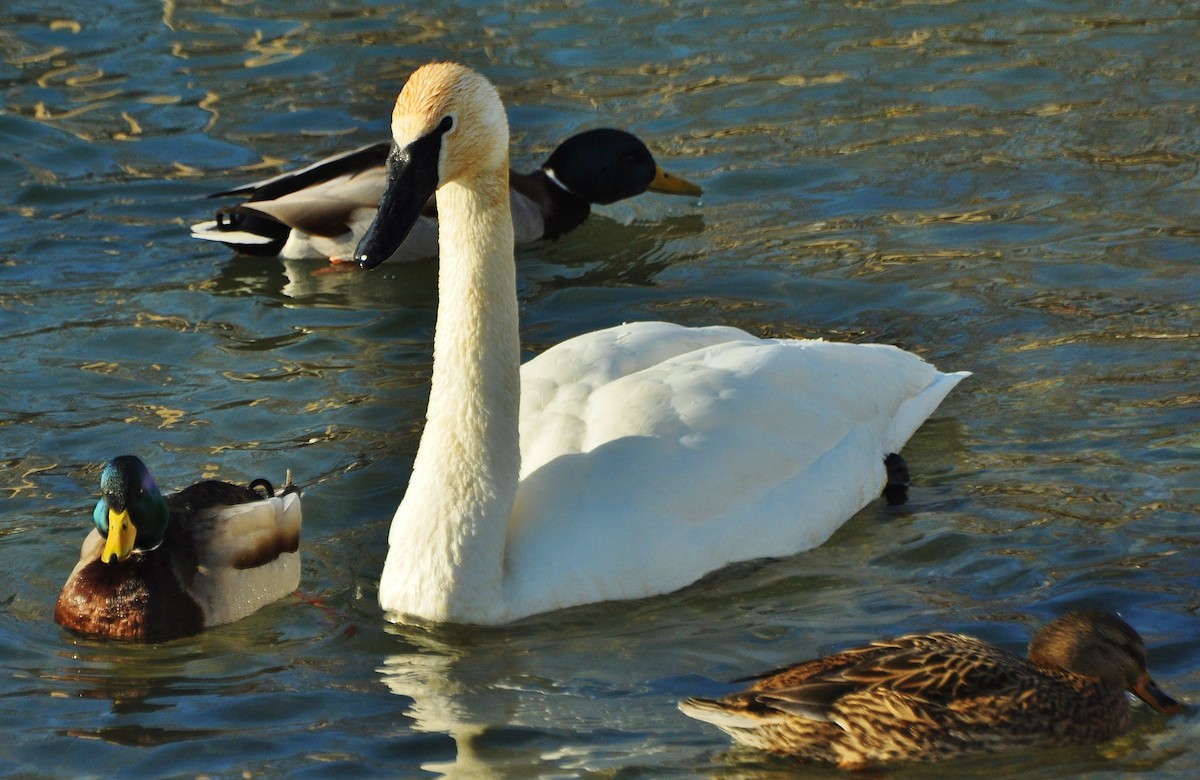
[91,455,169,564]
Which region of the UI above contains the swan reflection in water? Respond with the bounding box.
[377,627,515,776]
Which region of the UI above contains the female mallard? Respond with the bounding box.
[351,62,967,625]
[55,455,302,641]
[679,611,1185,768]
[189,128,702,264]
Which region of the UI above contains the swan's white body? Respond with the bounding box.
[372,63,968,625]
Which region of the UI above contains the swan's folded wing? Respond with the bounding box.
[519,321,759,471]
[508,323,965,609]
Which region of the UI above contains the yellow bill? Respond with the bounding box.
[648,165,703,197]
[102,507,136,564]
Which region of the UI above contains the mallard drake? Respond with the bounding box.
[55,455,302,641]
[189,128,702,264]
[679,611,1185,768]
[351,62,967,625]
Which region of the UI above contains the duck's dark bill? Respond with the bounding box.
[355,133,444,270]
[1133,672,1185,715]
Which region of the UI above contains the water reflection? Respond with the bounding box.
[211,211,707,308]
[275,255,439,309]
[527,213,706,295]
[377,626,518,776]
[2,0,1198,774]
[46,639,213,742]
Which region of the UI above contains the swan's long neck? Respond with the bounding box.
[382,157,520,623]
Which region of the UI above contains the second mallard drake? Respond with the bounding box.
[190,128,702,264]
[55,455,302,642]
[679,611,1184,768]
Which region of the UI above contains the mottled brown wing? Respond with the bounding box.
[837,633,1031,702]
[738,642,929,721]
[740,643,903,688]
[748,633,1033,717]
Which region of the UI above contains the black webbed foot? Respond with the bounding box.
[882,453,910,506]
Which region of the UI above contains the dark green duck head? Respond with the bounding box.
[91,455,169,564]
[542,128,702,205]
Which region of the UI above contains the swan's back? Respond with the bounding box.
[505,321,967,615]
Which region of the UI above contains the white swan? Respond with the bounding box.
[356,63,969,625]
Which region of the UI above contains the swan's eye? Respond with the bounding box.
[438,115,454,134]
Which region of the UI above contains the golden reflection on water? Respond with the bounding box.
[0,458,59,499]
[123,404,188,429]
[242,28,306,69]
[7,44,69,67]
[1,0,1197,775]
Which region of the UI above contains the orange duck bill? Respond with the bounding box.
[1133,672,1185,715]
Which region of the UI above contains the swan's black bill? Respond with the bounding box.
[355,126,448,270]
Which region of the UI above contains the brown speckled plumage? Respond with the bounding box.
[680,611,1184,768]
[55,473,301,642]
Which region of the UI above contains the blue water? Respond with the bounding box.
[1,0,1197,776]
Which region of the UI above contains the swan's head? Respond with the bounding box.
[356,62,508,269]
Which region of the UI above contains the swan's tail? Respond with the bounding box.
[884,370,971,454]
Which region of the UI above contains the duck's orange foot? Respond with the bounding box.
[293,590,358,636]
[311,257,362,276]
